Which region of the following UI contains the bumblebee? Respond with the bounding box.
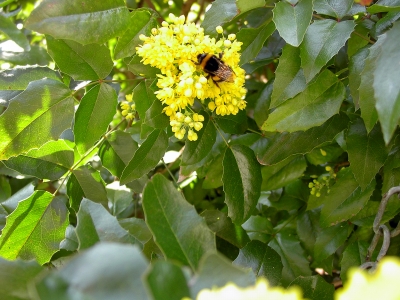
[197,53,235,85]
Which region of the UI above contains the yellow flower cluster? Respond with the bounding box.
[136,14,247,141]
[121,94,136,121]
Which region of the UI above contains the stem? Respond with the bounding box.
[353,31,375,44]
[161,158,179,188]
[247,128,264,137]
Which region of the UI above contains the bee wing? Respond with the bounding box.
[214,63,234,82]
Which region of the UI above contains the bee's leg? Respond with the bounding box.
[219,52,224,59]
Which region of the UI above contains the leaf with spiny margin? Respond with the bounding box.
[300,19,355,82]
[26,0,130,45]
[273,0,313,47]
[0,78,74,160]
[271,44,306,108]
[314,0,354,19]
[347,119,388,190]
[142,174,215,269]
[46,36,113,80]
[289,275,335,300]
[120,129,168,184]
[74,83,117,156]
[0,14,30,51]
[0,191,68,265]
[233,240,283,286]
[262,70,345,133]
[3,140,73,180]
[202,0,238,36]
[223,145,261,224]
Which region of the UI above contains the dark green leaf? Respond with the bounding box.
[144,97,169,129]
[0,44,51,66]
[349,46,369,110]
[289,275,335,300]
[314,0,353,19]
[127,55,161,77]
[202,0,238,36]
[119,217,152,244]
[60,225,79,252]
[368,0,400,13]
[223,145,261,224]
[0,191,68,265]
[132,79,158,120]
[348,21,372,58]
[142,174,215,269]
[120,129,168,184]
[0,79,74,160]
[202,153,223,189]
[233,240,283,286]
[236,0,266,13]
[297,209,322,254]
[340,241,368,282]
[254,81,273,126]
[214,110,248,134]
[0,14,30,51]
[46,36,113,80]
[26,0,130,45]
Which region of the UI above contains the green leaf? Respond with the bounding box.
[67,166,109,211]
[242,215,273,242]
[223,145,261,224]
[254,81,273,126]
[120,129,168,184]
[127,55,161,77]
[314,0,353,19]
[0,258,43,300]
[273,0,312,47]
[202,0,238,36]
[314,222,352,262]
[46,36,113,80]
[320,168,375,228]
[142,174,215,269]
[289,275,335,300]
[0,14,30,51]
[347,119,388,189]
[214,110,248,134]
[146,261,190,300]
[300,19,355,82]
[114,9,158,59]
[202,153,224,189]
[76,199,136,249]
[368,0,400,13]
[144,97,169,129]
[0,44,51,66]
[268,232,311,285]
[34,243,148,299]
[0,78,74,160]
[258,114,349,165]
[271,44,306,108]
[132,79,158,120]
[60,225,79,251]
[347,21,372,58]
[373,22,400,143]
[262,70,345,132]
[0,191,68,265]
[236,0,266,13]
[191,252,255,296]
[297,209,322,254]
[181,112,217,166]
[349,46,369,110]
[119,217,152,244]
[202,210,250,248]
[26,0,130,45]
[74,83,117,156]
[3,140,74,180]
[233,240,283,286]
[237,21,276,65]
[99,131,138,177]
[340,241,368,282]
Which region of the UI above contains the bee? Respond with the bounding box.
[197,53,235,85]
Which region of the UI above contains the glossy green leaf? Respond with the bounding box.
[314,222,352,262]
[347,119,388,189]
[74,83,117,156]
[202,210,250,248]
[0,78,74,160]
[313,0,353,19]
[262,70,345,132]
[0,14,30,51]
[223,145,261,224]
[368,0,400,13]
[191,252,255,297]
[181,112,216,166]
[340,241,368,282]
[347,20,372,58]
[254,81,273,126]
[146,261,190,300]
[0,258,43,300]
[46,36,113,80]
[237,22,276,65]
[268,232,311,285]
[202,0,238,36]
[119,217,152,245]
[132,79,158,120]
[126,55,160,77]
[214,110,248,134]
[300,19,355,82]
[297,210,322,254]
[142,174,215,269]
[289,275,335,300]
[349,46,369,110]
[236,0,266,13]
[99,131,138,177]
[273,0,312,47]
[67,166,108,211]
[259,114,349,165]
[34,243,148,300]
[373,22,400,143]
[60,225,79,252]
[3,140,73,180]
[202,153,223,189]
[233,240,283,286]
[0,44,51,66]
[0,191,68,265]
[120,129,168,184]
[320,168,375,227]
[76,199,136,249]
[114,9,158,59]
[242,215,273,242]
[144,97,169,129]
[305,143,344,165]
[26,0,130,45]
[271,44,306,108]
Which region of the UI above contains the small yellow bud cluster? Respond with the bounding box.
[121,94,136,121]
[309,165,336,197]
[170,112,204,141]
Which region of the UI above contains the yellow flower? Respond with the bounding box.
[121,93,136,121]
[336,257,400,300]
[136,14,247,141]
